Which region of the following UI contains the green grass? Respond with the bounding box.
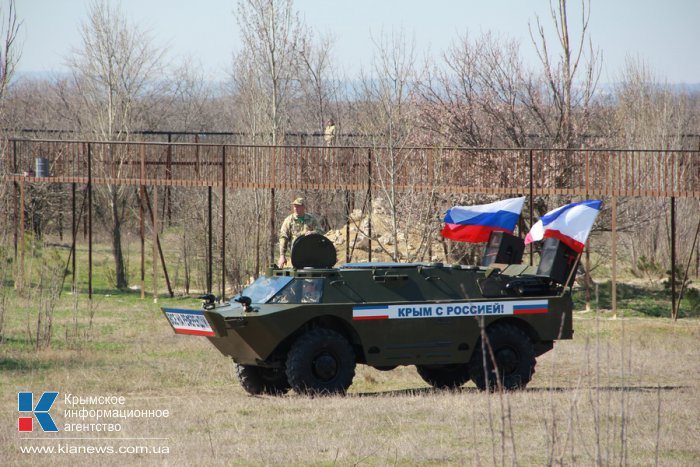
[571,280,699,318]
[6,229,216,301]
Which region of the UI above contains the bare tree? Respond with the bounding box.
[65,0,168,289]
[615,58,689,151]
[4,77,66,132]
[0,0,21,120]
[418,32,532,148]
[0,0,21,256]
[231,48,272,143]
[529,0,600,148]
[355,30,438,261]
[67,0,168,139]
[235,0,305,144]
[298,31,340,135]
[165,62,216,131]
[417,0,599,152]
[613,58,694,274]
[0,0,22,303]
[234,0,321,265]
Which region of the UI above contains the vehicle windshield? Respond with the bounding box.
[269,278,324,304]
[237,276,293,304]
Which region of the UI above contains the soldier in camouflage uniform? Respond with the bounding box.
[277,197,323,268]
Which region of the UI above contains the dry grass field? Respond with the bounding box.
[1,288,699,466]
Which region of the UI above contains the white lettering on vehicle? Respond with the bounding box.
[352,300,549,320]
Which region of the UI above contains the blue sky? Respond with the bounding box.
[14,0,700,84]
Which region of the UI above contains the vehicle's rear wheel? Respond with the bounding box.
[235,363,291,395]
[286,328,356,395]
[468,322,536,391]
[416,364,471,389]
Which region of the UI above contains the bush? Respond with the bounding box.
[681,288,700,317]
[663,265,691,293]
[631,255,663,282]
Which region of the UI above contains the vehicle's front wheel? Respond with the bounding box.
[286,328,356,395]
[235,364,291,395]
[416,364,471,389]
[468,322,536,391]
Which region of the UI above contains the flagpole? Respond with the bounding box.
[585,242,591,312]
[559,251,583,298]
[528,149,534,266]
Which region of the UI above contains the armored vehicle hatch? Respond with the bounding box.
[290,233,337,268]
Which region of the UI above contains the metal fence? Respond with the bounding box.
[3,139,699,197]
[2,139,698,314]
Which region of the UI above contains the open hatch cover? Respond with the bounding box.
[290,233,337,269]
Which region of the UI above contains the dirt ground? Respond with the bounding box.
[1,295,699,466]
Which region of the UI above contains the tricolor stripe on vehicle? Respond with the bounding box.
[513,302,549,314]
[352,305,390,320]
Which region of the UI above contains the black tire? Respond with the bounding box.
[468,322,536,391]
[235,364,291,395]
[416,364,471,389]
[285,328,356,395]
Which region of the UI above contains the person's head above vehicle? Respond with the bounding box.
[292,197,305,217]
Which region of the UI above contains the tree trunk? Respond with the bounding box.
[111,190,128,289]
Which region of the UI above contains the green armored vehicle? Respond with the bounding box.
[162,233,579,395]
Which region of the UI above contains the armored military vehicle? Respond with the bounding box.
[162,232,579,395]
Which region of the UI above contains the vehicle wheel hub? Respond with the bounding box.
[312,352,338,381]
[496,347,518,374]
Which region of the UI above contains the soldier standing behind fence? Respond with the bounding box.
[324,119,336,146]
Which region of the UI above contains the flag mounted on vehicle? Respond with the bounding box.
[525,200,603,253]
[441,197,526,243]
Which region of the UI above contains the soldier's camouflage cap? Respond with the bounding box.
[292,197,305,206]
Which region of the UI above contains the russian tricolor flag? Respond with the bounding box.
[513,302,548,314]
[525,200,603,253]
[441,197,526,243]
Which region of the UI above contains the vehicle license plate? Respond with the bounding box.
[163,308,215,336]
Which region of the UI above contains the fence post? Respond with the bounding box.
[152,186,158,302]
[367,148,373,262]
[195,134,201,177]
[88,142,93,300]
[270,188,276,266]
[611,196,617,316]
[270,145,277,266]
[221,146,227,300]
[17,178,24,291]
[585,149,591,311]
[166,133,172,226]
[207,186,213,293]
[12,139,18,261]
[72,182,77,291]
[671,196,677,319]
[140,145,146,299]
[345,190,351,263]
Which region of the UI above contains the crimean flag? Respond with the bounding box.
[524,200,603,253]
[441,197,526,243]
